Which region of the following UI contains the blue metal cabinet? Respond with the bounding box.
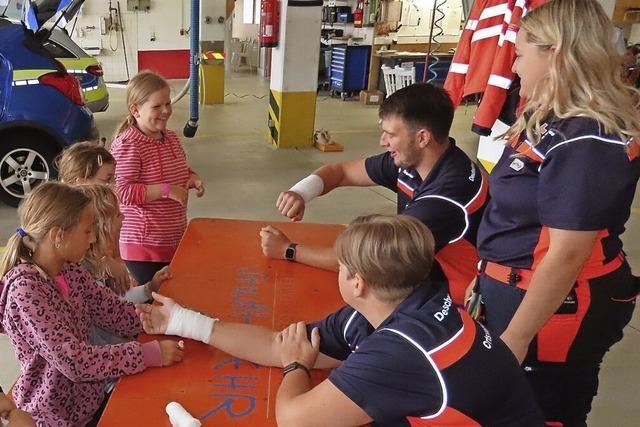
[330,45,371,100]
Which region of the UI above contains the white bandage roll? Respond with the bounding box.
[165,304,217,344]
[166,402,201,427]
[289,174,324,203]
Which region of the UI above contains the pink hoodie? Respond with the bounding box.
[0,263,160,427]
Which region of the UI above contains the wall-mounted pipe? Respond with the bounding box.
[183,0,200,138]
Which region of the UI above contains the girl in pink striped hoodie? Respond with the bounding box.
[0,182,184,427]
[110,71,205,286]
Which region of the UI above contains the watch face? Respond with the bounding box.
[285,243,296,260]
[285,246,295,260]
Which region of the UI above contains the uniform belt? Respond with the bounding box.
[479,253,625,291]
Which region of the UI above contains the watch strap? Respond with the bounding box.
[283,361,311,378]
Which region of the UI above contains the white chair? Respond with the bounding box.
[381,65,397,97]
[230,38,250,72]
[248,40,260,72]
[396,66,416,89]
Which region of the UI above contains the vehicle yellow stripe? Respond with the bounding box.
[12,69,57,81]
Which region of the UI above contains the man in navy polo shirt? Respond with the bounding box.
[260,83,488,305]
[138,215,543,426]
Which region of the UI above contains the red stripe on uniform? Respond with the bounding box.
[510,140,544,163]
[430,310,477,370]
[397,179,415,198]
[465,172,489,214]
[435,240,479,306]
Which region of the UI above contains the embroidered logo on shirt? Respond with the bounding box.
[510,158,525,171]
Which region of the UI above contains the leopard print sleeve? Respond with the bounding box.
[5,271,149,382]
[75,266,144,337]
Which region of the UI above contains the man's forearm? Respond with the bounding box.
[294,245,339,272]
[208,321,282,366]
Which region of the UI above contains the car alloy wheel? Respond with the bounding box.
[0,148,50,200]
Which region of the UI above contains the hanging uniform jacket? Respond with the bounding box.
[445,0,547,136]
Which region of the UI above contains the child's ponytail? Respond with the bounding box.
[0,232,36,279]
[0,182,91,279]
[112,114,137,141]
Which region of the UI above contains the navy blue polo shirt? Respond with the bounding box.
[478,117,640,269]
[364,139,488,305]
[308,282,544,426]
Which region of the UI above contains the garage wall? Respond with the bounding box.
[71,0,203,81]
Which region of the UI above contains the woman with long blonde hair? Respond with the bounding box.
[475,0,640,424]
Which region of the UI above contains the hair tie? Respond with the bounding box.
[16,227,27,238]
[97,154,103,167]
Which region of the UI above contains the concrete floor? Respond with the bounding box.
[0,73,638,425]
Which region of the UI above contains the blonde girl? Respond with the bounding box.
[0,182,183,427]
[476,0,640,424]
[56,141,131,294]
[77,184,170,305]
[110,71,205,286]
[55,141,116,185]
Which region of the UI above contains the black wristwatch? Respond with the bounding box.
[283,361,311,378]
[285,243,298,261]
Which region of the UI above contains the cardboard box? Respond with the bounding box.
[360,90,384,105]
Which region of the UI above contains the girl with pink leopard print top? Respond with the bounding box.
[0,182,184,427]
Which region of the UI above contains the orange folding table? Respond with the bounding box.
[98,218,345,426]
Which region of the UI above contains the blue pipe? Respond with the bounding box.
[183,0,200,138]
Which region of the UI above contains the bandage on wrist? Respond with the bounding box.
[289,174,324,203]
[165,304,217,344]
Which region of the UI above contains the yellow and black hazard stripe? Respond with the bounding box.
[267,88,317,148]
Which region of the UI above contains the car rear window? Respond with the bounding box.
[43,40,75,58]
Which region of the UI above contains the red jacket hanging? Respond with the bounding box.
[444,0,548,135]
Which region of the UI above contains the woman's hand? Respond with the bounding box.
[135,292,175,334]
[278,322,320,369]
[158,340,185,366]
[464,277,477,303]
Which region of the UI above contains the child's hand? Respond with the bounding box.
[135,292,175,334]
[149,266,173,293]
[169,185,188,205]
[158,340,185,366]
[7,408,36,427]
[187,174,205,198]
[105,257,131,295]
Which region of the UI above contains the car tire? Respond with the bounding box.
[0,132,59,207]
